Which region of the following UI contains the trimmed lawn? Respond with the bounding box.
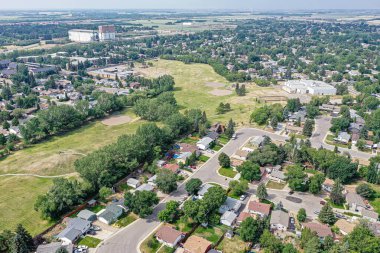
[370,198,380,215]
[218,135,230,145]
[88,204,105,214]
[228,191,241,200]
[114,212,138,228]
[219,167,237,178]
[78,236,102,248]
[326,135,349,149]
[212,144,223,151]
[266,180,286,190]
[216,235,248,253]
[199,155,210,162]
[140,234,162,253]
[193,226,224,245]
[181,137,199,145]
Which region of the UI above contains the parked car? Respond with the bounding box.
[239,194,246,201]
[314,210,320,215]
[288,190,294,195]
[90,225,101,231]
[232,133,237,140]
[320,200,326,205]
[87,230,96,235]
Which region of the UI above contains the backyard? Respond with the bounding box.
[216,235,248,253]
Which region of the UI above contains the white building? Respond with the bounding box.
[99,25,116,41]
[196,137,214,150]
[68,29,98,43]
[283,80,337,95]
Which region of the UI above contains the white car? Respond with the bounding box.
[239,195,246,201]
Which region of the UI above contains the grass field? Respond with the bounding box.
[193,225,225,245]
[216,235,248,253]
[266,180,286,190]
[114,212,138,228]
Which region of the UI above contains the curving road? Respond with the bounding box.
[96,124,373,253]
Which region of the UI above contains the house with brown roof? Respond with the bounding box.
[335,219,356,236]
[248,201,271,217]
[302,222,333,240]
[178,143,200,155]
[183,235,212,253]
[346,192,366,212]
[361,209,379,222]
[163,164,180,174]
[236,212,256,225]
[233,149,250,161]
[322,178,334,193]
[155,225,185,248]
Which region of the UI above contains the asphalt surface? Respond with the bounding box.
[96,123,372,253]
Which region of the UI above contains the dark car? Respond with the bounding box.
[288,190,294,195]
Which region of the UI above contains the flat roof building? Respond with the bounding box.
[283,80,337,95]
[68,29,98,43]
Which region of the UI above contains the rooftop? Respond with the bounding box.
[248,201,271,216]
[270,210,289,227]
[155,225,184,245]
[183,235,211,253]
[303,222,333,238]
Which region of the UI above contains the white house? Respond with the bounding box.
[98,204,124,225]
[155,226,184,248]
[270,210,289,231]
[220,211,238,227]
[56,218,91,244]
[196,137,214,150]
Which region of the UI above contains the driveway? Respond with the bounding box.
[96,126,370,253]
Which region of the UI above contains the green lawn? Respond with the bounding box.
[157,246,175,253]
[325,198,345,209]
[219,167,238,178]
[266,180,286,190]
[114,212,138,228]
[193,226,224,245]
[172,218,195,233]
[199,155,210,162]
[370,198,380,215]
[181,137,199,145]
[88,204,105,214]
[140,234,162,253]
[78,236,102,248]
[212,144,223,151]
[228,191,241,200]
[218,135,230,145]
[216,235,248,253]
[326,135,350,149]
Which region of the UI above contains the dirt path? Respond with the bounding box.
[0,172,78,178]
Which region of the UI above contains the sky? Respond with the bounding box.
[1,0,380,10]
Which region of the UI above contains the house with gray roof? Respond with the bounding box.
[335,132,351,144]
[77,209,97,222]
[362,209,379,222]
[135,183,154,192]
[197,183,214,198]
[270,210,289,231]
[196,137,214,150]
[36,242,73,253]
[220,211,238,227]
[219,197,242,214]
[127,178,140,189]
[270,170,286,183]
[56,218,91,244]
[98,204,124,225]
[250,136,265,148]
[346,192,366,212]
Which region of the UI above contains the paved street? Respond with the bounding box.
[96,125,372,253]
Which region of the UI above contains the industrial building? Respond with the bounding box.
[99,25,116,41]
[68,29,98,43]
[283,80,337,95]
[68,25,116,43]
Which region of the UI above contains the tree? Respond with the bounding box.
[271,116,278,130]
[158,201,180,223]
[229,180,248,197]
[287,98,301,113]
[356,183,376,199]
[318,204,336,225]
[282,243,298,253]
[225,119,235,138]
[259,230,283,253]
[11,234,28,253]
[124,190,159,218]
[185,178,202,195]
[344,222,380,253]
[0,230,14,253]
[55,247,69,253]
[286,165,308,192]
[330,180,345,205]
[306,105,319,119]
[99,187,113,202]
[218,152,231,168]
[297,208,307,222]
[156,169,178,194]
[309,174,325,194]
[13,224,34,252]
[237,161,262,181]
[239,217,267,243]
[256,183,268,200]
[2,121,10,130]
[303,119,314,137]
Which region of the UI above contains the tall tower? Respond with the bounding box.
[98,25,116,42]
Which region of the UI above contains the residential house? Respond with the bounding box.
[302,223,333,240]
[98,204,124,225]
[127,178,141,189]
[361,209,379,222]
[334,219,356,236]
[351,133,360,145]
[236,212,256,225]
[178,143,200,156]
[220,211,238,227]
[135,183,154,192]
[155,225,185,248]
[157,160,167,168]
[289,110,306,123]
[322,178,334,193]
[56,218,91,244]
[196,137,214,150]
[335,132,351,144]
[285,124,303,135]
[163,163,180,173]
[183,235,212,253]
[206,131,219,141]
[210,123,225,134]
[218,197,242,214]
[349,123,363,134]
[319,104,338,112]
[346,192,366,212]
[250,136,265,148]
[77,209,97,222]
[233,149,250,161]
[248,201,271,217]
[175,152,193,164]
[197,184,214,199]
[269,170,286,183]
[368,222,380,237]
[36,242,74,253]
[270,210,289,231]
